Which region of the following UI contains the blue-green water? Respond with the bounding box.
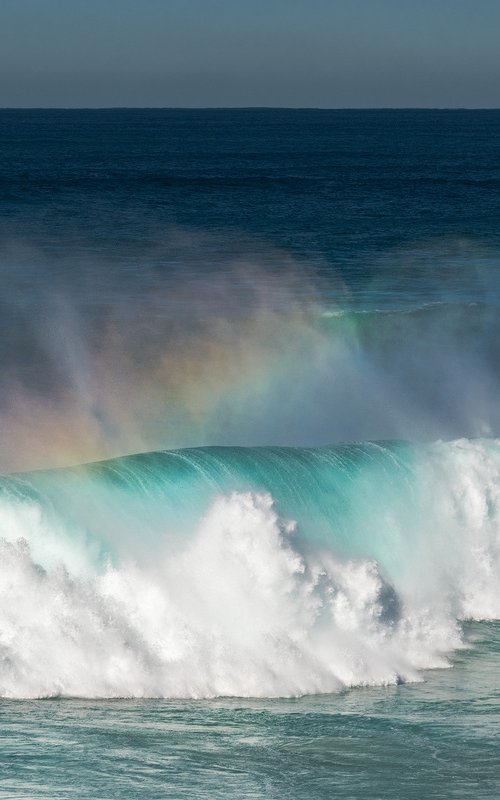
[1,623,499,798]
[1,109,500,796]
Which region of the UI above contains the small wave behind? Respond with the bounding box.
[0,438,499,699]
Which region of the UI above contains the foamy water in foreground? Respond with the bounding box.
[1,621,498,799]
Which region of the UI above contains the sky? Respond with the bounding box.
[1,0,499,108]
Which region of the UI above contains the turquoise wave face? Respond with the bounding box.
[1,441,417,568]
[0,438,499,699]
[1,438,498,576]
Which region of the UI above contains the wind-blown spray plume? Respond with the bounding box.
[0,240,499,471]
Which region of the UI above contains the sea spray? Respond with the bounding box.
[0,298,499,473]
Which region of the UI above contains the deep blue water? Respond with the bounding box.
[1,109,500,306]
[1,110,500,798]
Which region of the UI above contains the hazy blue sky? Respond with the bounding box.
[1,0,499,107]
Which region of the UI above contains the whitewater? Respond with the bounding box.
[1,437,499,699]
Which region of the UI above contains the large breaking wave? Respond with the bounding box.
[1,438,499,698]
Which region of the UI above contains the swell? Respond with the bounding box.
[0,438,499,698]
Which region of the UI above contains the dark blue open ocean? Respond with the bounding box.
[0,109,499,798]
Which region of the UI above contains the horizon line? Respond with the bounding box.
[1,105,500,112]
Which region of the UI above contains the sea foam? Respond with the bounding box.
[0,438,499,698]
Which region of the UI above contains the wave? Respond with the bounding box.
[1,438,499,698]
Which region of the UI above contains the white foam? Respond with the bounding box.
[0,439,500,698]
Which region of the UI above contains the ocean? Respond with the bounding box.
[0,109,499,797]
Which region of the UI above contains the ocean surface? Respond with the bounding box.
[0,109,499,797]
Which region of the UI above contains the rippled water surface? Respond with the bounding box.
[0,623,498,799]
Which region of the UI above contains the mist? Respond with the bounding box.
[0,234,498,473]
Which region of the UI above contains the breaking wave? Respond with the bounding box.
[1,438,499,698]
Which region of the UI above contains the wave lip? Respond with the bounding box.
[0,438,499,699]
